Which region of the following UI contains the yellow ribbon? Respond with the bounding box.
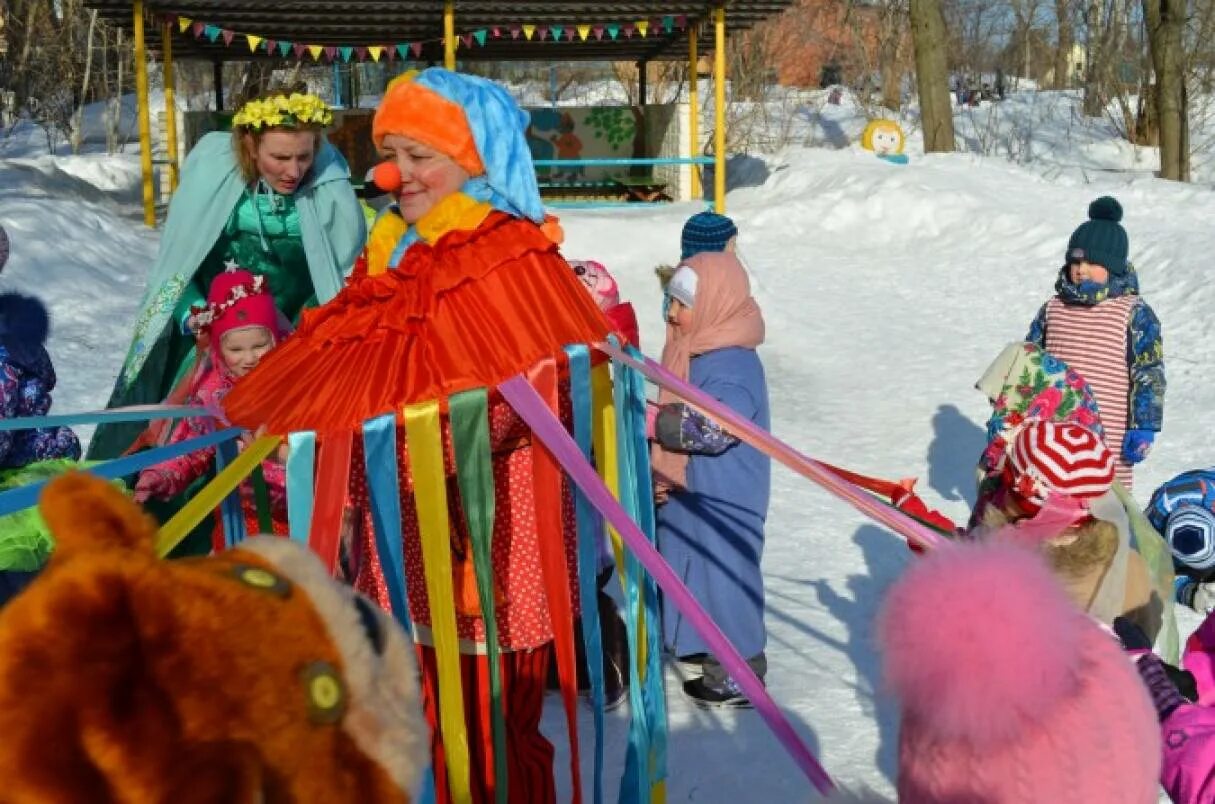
[404,401,472,804]
[155,436,281,558]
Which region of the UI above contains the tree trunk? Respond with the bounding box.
[70,9,99,154]
[1082,0,1104,115]
[910,0,955,151]
[1143,0,1189,180]
[1055,0,1074,88]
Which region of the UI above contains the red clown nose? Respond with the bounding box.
[371,161,403,195]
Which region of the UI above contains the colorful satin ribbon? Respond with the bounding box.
[404,401,472,804]
[448,389,507,804]
[155,435,281,557]
[563,345,608,804]
[598,343,946,553]
[0,404,209,431]
[214,438,248,548]
[362,414,412,629]
[499,374,836,795]
[309,432,352,575]
[286,431,316,544]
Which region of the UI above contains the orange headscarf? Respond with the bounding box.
[651,251,765,492]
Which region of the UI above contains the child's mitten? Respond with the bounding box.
[1123,429,1155,464]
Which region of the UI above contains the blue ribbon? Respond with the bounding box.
[362,414,412,630]
[286,432,317,544]
[564,344,607,804]
[214,438,248,548]
[0,428,242,517]
[0,406,209,432]
[623,344,669,786]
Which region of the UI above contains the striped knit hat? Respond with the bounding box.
[1167,505,1215,571]
[1005,421,1116,512]
[681,211,738,260]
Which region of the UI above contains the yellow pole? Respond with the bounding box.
[161,19,180,193]
[443,0,456,70]
[689,24,701,200]
[133,0,155,226]
[713,7,727,213]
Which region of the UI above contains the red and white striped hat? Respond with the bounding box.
[1006,421,1115,510]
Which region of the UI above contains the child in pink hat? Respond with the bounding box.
[134,267,289,549]
[878,539,1161,803]
[569,259,639,348]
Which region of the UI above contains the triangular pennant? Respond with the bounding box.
[339,46,354,62]
[192,21,205,38]
[492,27,502,38]
[265,38,277,53]
[564,27,576,41]
[623,24,635,38]
[308,44,324,60]
[387,45,397,61]
[294,43,308,58]
[410,41,423,58]
[221,29,235,46]
[536,26,548,41]
[279,40,292,57]
[606,23,620,40]
[369,45,384,62]
[663,15,675,32]
[510,25,522,39]
[324,46,338,61]
[577,24,591,41]
[460,33,473,48]
[473,29,488,46]
[550,25,564,40]
[637,21,649,37]
[246,34,263,53]
[177,16,192,34]
[205,25,221,42]
[523,24,536,40]
[677,14,688,30]
[356,46,369,61]
[593,25,605,40]
[396,43,410,60]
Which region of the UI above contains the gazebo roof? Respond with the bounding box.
[88,1,795,63]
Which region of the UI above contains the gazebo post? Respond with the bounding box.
[689,23,701,200]
[161,18,180,193]
[213,61,224,110]
[133,0,155,226]
[713,5,727,213]
[443,0,456,69]
[637,59,648,104]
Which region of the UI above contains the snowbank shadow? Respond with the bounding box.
[703,154,772,193]
[926,403,986,508]
[805,525,909,784]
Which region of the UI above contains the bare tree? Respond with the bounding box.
[1082,0,1105,114]
[69,8,99,153]
[1054,0,1076,88]
[1142,0,1188,179]
[910,0,956,150]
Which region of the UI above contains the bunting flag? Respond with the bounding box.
[168,12,690,63]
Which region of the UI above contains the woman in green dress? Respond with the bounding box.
[89,87,365,460]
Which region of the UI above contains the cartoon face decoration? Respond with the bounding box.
[861,120,906,157]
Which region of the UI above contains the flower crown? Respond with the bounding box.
[187,267,268,335]
[232,92,333,131]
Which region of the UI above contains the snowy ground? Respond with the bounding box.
[2,91,1214,800]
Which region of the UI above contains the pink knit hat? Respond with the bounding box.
[569,259,620,311]
[188,267,280,345]
[878,541,1160,803]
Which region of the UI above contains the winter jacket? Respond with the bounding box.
[0,344,80,469]
[656,346,770,659]
[137,359,287,538]
[1159,702,1215,802]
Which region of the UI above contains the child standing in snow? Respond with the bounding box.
[651,222,770,708]
[1026,196,1164,489]
[0,292,82,605]
[134,268,288,546]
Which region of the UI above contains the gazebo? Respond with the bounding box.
[84,1,796,225]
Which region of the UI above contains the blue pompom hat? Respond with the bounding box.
[1066,197,1129,275]
[681,211,738,260]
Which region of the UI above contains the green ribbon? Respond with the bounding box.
[449,388,507,804]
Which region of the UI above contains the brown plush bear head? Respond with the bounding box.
[0,472,428,803]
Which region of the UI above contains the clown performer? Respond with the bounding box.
[223,69,618,804]
[90,85,365,460]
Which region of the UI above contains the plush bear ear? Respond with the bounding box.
[39,472,157,558]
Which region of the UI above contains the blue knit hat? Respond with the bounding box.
[1066,197,1128,276]
[1168,505,1215,571]
[681,211,738,260]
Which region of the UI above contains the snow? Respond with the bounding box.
[2,90,1214,800]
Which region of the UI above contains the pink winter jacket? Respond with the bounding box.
[1161,703,1215,802]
